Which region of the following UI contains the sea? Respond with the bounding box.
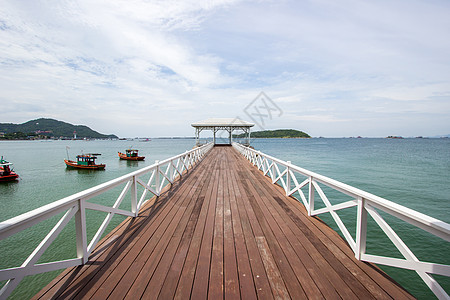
[0,138,449,299]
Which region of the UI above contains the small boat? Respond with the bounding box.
[118,149,145,161]
[64,153,105,170]
[0,157,19,182]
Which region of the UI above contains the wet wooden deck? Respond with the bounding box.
[34,146,413,299]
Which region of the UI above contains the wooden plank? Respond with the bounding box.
[232,148,413,299]
[76,161,210,299]
[33,170,190,299]
[222,154,240,300]
[157,153,218,300]
[34,178,184,300]
[103,156,213,299]
[283,193,413,299]
[241,177,309,299]
[122,167,210,299]
[135,152,216,299]
[235,171,293,299]
[34,147,416,300]
[239,163,358,299]
[225,165,257,300]
[252,166,411,299]
[173,159,220,300]
[229,163,274,300]
[240,154,379,298]
[208,158,225,299]
[189,162,220,299]
[251,170,361,298]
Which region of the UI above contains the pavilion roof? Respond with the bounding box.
[191,118,254,128]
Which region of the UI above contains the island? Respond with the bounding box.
[0,118,118,140]
[233,129,310,139]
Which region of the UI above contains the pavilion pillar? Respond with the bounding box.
[195,128,199,146]
[229,127,232,145]
[213,128,216,145]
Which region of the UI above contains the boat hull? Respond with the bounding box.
[64,160,105,170]
[118,152,145,161]
[0,173,19,182]
[0,166,19,182]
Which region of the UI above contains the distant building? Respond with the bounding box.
[34,130,53,134]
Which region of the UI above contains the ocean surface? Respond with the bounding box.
[1,138,449,299]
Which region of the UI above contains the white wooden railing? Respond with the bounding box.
[233,142,450,300]
[0,142,213,299]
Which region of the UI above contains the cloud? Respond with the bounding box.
[0,0,449,137]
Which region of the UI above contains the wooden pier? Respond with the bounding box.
[34,146,413,299]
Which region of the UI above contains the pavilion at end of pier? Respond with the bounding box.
[191,118,254,146]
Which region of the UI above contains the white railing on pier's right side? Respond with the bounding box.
[232,142,450,300]
[0,142,213,300]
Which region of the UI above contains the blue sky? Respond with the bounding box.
[1,0,449,137]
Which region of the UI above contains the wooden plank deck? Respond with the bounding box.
[34,146,414,299]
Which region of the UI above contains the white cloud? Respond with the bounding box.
[0,0,449,137]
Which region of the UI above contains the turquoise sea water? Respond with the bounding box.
[0,138,449,299]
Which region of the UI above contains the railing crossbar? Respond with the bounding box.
[311,200,357,216]
[287,173,309,197]
[232,142,449,300]
[136,177,158,198]
[137,170,156,210]
[0,142,213,299]
[312,180,357,252]
[273,164,287,189]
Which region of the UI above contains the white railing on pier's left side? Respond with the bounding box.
[232,142,450,300]
[0,142,213,299]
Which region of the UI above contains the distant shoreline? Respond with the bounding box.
[1,136,449,141]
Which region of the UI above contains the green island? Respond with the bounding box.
[234,129,310,138]
[0,118,118,140]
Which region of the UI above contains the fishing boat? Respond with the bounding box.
[118,149,145,161]
[0,157,19,182]
[64,153,105,170]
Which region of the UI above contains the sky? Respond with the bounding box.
[1,0,449,138]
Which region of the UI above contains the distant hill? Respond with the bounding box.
[0,118,117,139]
[234,129,310,138]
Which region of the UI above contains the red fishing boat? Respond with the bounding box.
[0,157,19,182]
[64,153,105,170]
[118,149,145,161]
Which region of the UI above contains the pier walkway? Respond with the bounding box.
[34,146,413,299]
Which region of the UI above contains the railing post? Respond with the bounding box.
[286,161,291,196]
[155,160,160,196]
[169,160,174,182]
[75,199,88,264]
[184,151,189,173]
[308,176,315,216]
[131,176,138,216]
[186,152,191,169]
[356,196,367,260]
[271,161,276,183]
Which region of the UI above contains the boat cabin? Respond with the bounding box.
[76,154,100,166]
[0,157,19,181]
[0,163,12,176]
[125,149,139,158]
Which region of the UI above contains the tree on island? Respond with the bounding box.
[233,129,310,138]
[0,118,118,140]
